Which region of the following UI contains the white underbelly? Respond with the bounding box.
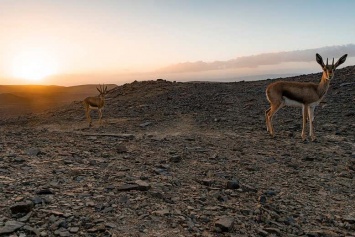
[283,97,303,107]
[283,96,321,108]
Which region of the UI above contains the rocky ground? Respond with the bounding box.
[0,66,354,236]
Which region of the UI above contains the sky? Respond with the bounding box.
[0,0,355,86]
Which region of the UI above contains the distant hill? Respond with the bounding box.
[0,93,30,104]
[0,84,117,95]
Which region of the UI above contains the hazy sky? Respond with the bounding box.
[1,0,354,85]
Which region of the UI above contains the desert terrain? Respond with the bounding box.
[0,66,354,236]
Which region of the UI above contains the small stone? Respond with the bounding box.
[26,148,41,156]
[140,122,152,128]
[226,180,240,189]
[36,189,54,195]
[215,217,234,232]
[117,184,140,191]
[15,197,24,202]
[201,179,214,186]
[306,230,338,236]
[13,157,25,163]
[59,231,70,237]
[32,196,44,205]
[169,155,182,163]
[264,190,277,196]
[0,221,25,235]
[153,209,170,216]
[342,215,355,223]
[22,225,41,236]
[135,180,151,191]
[116,144,128,153]
[257,228,269,237]
[50,210,64,216]
[17,211,32,222]
[258,195,267,204]
[264,227,281,235]
[105,222,117,228]
[86,201,95,207]
[50,219,65,230]
[69,227,79,233]
[240,184,257,192]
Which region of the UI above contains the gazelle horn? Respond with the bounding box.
[326,58,328,67]
[332,58,334,68]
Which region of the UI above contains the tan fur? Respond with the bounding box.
[265,53,347,141]
[83,84,108,127]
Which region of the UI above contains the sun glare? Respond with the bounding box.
[11,49,58,83]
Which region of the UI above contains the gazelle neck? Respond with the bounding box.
[317,72,331,99]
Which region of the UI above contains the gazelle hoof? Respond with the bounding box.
[301,134,306,141]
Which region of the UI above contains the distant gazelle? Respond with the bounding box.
[83,84,108,127]
[265,53,347,141]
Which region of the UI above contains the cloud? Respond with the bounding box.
[155,44,355,73]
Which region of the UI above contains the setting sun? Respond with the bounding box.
[10,49,58,83]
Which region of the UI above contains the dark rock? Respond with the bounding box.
[169,155,182,163]
[10,201,34,214]
[264,190,277,196]
[342,215,355,223]
[13,157,25,163]
[201,179,214,186]
[258,195,267,205]
[36,189,54,195]
[226,180,240,189]
[117,180,151,192]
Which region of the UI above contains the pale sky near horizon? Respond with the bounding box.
[1,0,355,85]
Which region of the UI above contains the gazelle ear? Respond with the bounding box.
[316,53,325,68]
[334,54,347,68]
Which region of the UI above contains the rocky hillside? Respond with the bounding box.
[0,66,354,236]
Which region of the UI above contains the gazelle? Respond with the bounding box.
[83,84,108,127]
[265,53,347,141]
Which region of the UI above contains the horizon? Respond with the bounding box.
[1,0,355,86]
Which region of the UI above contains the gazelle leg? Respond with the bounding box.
[311,106,315,122]
[266,102,282,137]
[98,109,103,126]
[301,105,308,141]
[265,107,271,132]
[86,108,92,127]
[308,106,316,141]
